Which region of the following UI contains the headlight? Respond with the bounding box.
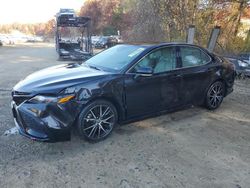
[29,95,57,103]
[29,95,75,104]
[238,60,248,68]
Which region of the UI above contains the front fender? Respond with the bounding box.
[61,75,126,123]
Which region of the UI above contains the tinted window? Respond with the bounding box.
[180,47,210,68]
[131,47,176,74]
[85,45,146,72]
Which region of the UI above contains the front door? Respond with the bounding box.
[124,46,181,118]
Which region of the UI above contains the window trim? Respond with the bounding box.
[126,46,178,74]
[177,45,212,69]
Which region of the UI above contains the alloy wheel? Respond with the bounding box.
[208,82,224,109]
[82,104,115,140]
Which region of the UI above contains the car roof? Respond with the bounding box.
[123,42,209,51]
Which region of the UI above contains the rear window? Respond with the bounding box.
[180,47,211,68]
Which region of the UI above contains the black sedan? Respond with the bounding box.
[11,43,235,142]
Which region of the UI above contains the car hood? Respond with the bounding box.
[13,63,110,94]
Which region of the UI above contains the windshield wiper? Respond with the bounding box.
[84,63,102,71]
[89,65,102,71]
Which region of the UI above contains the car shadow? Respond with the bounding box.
[0,105,208,164]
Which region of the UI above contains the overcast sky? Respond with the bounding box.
[0,0,84,24]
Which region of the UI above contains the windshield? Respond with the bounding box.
[85,45,146,72]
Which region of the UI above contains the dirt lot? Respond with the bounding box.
[0,43,250,188]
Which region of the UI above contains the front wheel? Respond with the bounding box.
[205,81,225,110]
[77,100,118,142]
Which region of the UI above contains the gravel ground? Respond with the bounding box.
[0,43,250,188]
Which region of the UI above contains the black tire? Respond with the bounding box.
[77,100,118,142]
[205,81,225,110]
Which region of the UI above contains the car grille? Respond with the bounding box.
[21,112,42,130]
[12,90,32,106]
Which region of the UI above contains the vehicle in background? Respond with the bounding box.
[112,35,123,43]
[11,43,235,143]
[55,8,93,61]
[58,8,75,17]
[225,57,250,78]
[9,34,31,43]
[0,40,2,46]
[238,53,250,64]
[0,35,15,45]
[91,36,101,46]
[26,36,44,43]
[0,35,9,44]
[94,36,118,49]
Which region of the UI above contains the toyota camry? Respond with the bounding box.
[11,43,235,142]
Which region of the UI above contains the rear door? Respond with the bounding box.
[177,45,214,105]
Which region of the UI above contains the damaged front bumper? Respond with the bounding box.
[11,98,79,142]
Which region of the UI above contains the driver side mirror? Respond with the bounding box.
[136,67,153,77]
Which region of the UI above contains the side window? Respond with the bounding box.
[131,47,176,73]
[180,47,211,68]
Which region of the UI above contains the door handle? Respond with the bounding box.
[174,74,182,78]
[168,74,182,79]
[207,67,214,72]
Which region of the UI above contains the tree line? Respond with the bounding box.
[79,0,250,53]
[0,0,249,53]
[0,19,55,38]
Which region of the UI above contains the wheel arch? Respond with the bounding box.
[211,78,227,96]
[202,78,226,105]
[83,96,124,123]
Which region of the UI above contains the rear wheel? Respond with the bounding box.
[205,81,225,110]
[77,100,117,142]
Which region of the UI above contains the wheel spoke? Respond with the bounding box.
[84,123,96,131]
[88,125,97,137]
[213,97,217,106]
[216,96,223,102]
[212,88,216,94]
[102,107,110,118]
[99,105,102,118]
[215,85,219,93]
[89,126,99,138]
[99,124,108,134]
[218,87,222,94]
[209,97,213,103]
[102,121,112,129]
[103,114,114,122]
[90,110,97,119]
[98,126,101,138]
[84,118,96,122]
[210,96,216,107]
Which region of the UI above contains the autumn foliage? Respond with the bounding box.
[0,19,55,39]
[0,0,249,53]
[79,0,132,36]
